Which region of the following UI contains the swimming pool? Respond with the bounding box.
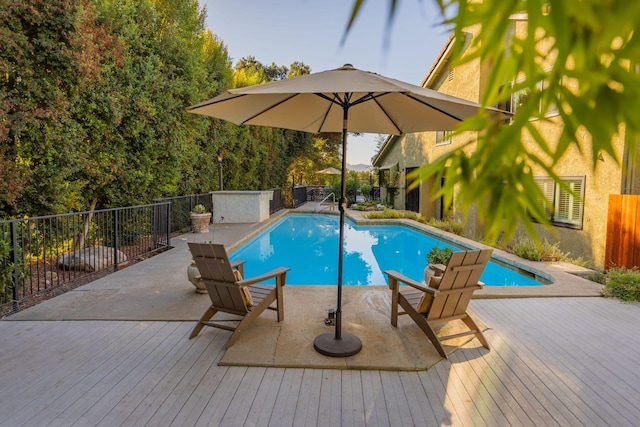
[230,213,544,286]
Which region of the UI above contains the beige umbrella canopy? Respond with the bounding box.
[317,166,341,186]
[187,65,490,134]
[316,167,342,175]
[187,65,503,357]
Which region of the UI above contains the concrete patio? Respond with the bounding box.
[2,208,639,426]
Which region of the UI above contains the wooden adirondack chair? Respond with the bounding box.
[188,242,290,348]
[385,249,492,358]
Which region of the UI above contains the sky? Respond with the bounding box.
[200,0,452,165]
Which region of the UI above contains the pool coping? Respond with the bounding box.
[230,208,605,299]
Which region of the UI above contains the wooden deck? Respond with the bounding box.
[2,297,639,426]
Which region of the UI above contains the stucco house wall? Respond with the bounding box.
[373,20,637,269]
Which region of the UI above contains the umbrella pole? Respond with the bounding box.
[313,106,362,358]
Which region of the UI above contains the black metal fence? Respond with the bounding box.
[298,185,381,205]
[292,186,308,208]
[153,194,213,233]
[269,188,285,213]
[0,203,171,316]
[0,188,298,315]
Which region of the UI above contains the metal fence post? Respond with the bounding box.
[165,202,171,248]
[10,221,18,303]
[113,210,119,272]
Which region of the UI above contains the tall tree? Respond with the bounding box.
[0,0,86,216]
[288,61,311,78]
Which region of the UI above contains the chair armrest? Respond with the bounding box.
[238,267,291,287]
[231,259,245,268]
[231,260,246,276]
[428,263,446,276]
[384,270,437,294]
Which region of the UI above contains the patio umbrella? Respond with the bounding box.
[316,166,342,175]
[187,64,503,357]
[316,166,341,185]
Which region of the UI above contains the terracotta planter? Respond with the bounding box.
[190,213,211,233]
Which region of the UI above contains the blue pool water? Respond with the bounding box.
[230,214,543,286]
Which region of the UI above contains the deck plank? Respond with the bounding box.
[187,366,247,426]
[47,322,183,427]
[141,330,228,426]
[360,370,390,427]
[456,341,569,426]
[432,360,487,427]
[1,296,640,426]
[119,328,227,426]
[245,368,286,427]
[447,349,512,426]
[2,321,169,426]
[474,300,609,426]
[318,369,342,426]
[77,322,191,426]
[342,370,366,427]
[0,320,128,397]
[416,369,457,426]
[293,368,323,427]
[219,367,267,426]
[472,298,640,427]
[496,300,640,425]
[379,370,413,426]
[397,371,439,427]
[268,368,304,427]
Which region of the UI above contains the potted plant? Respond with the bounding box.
[190,204,212,233]
[427,247,454,265]
[424,247,454,284]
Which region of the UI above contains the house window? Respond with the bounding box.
[534,176,585,228]
[498,77,559,118]
[435,130,453,146]
[378,165,399,188]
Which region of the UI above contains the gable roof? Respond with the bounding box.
[372,33,457,167]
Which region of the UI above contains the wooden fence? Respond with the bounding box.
[605,194,640,270]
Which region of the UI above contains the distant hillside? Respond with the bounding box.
[347,163,373,172]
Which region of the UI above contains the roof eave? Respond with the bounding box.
[420,33,456,89]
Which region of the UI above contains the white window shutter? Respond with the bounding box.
[555,179,584,225]
[535,177,554,219]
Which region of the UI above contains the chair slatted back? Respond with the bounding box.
[426,249,492,321]
[188,242,248,314]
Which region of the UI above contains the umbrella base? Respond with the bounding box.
[313,332,362,357]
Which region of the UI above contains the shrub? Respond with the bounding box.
[509,236,568,262]
[603,267,640,302]
[356,201,378,211]
[360,183,371,200]
[366,208,426,223]
[367,208,404,219]
[511,237,542,261]
[427,218,465,236]
[586,271,606,284]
